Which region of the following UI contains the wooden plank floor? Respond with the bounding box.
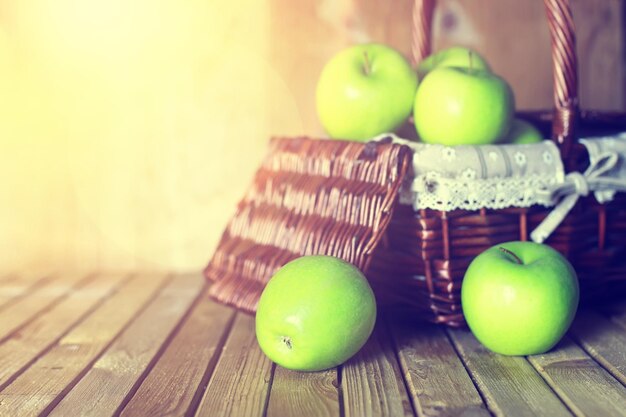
[0,272,625,417]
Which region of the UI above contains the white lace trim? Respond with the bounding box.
[400,174,559,211]
[374,135,566,211]
[371,133,626,242]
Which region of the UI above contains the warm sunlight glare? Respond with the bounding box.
[0,0,304,269]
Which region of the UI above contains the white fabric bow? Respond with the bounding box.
[531,151,626,243]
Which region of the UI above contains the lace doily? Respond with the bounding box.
[386,137,565,211]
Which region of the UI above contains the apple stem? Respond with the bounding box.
[498,246,523,265]
[469,50,474,72]
[281,336,292,350]
[363,51,372,75]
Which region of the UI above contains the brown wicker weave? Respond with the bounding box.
[205,0,626,324]
[204,137,411,313]
[369,196,626,327]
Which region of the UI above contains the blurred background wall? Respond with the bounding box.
[1,0,624,272]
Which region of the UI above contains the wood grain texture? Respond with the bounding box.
[0,273,169,417]
[390,320,489,417]
[572,0,626,111]
[529,335,626,417]
[120,288,236,417]
[47,273,203,417]
[195,313,273,417]
[266,366,338,417]
[0,272,90,342]
[0,271,55,310]
[603,299,626,331]
[0,273,130,390]
[5,268,626,415]
[569,310,626,386]
[448,328,572,417]
[342,322,413,417]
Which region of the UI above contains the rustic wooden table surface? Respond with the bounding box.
[0,271,625,417]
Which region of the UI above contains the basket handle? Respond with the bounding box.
[411,0,579,156]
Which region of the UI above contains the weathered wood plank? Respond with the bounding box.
[569,310,626,386]
[390,320,489,417]
[47,273,203,417]
[119,288,236,417]
[529,335,626,417]
[602,299,626,331]
[195,313,273,417]
[0,270,55,310]
[0,273,169,417]
[0,272,130,390]
[0,272,90,342]
[266,367,338,417]
[342,321,413,417]
[448,328,572,417]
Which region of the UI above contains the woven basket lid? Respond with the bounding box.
[204,136,412,314]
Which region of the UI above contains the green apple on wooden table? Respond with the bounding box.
[417,46,490,79]
[502,118,544,144]
[461,241,579,356]
[255,255,376,371]
[413,62,514,146]
[316,43,418,141]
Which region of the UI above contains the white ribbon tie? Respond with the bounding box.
[531,151,625,243]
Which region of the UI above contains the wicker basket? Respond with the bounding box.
[204,138,412,312]
[204,0,626,325]
[366,0,626,326]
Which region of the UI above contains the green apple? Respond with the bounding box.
[413,66,514,146]
[503,118,544,144]
[316,43,418,141]
[417,46,490,79]
[461,241,579,356]
[255,255,376,371]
